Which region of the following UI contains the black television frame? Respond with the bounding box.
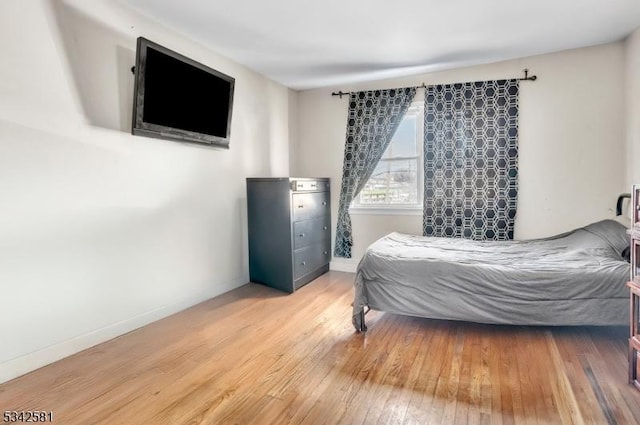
[132,37,235,148]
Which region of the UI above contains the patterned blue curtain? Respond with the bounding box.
[423,80,519,240]
[335,87,417,258]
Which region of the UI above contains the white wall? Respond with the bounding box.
[288,90,300,173]
[294,43,627,271]
[626,27,640,187]
[0,0,293,383]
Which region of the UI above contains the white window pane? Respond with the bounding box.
[359,159,418,204]
[383,115,417,158]
[359,161,388,204]
[393,115,417,157]
[355,101,423,209]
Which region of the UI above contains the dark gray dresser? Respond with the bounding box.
[247,177,331,293]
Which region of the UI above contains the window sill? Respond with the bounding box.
[349,206,423,216]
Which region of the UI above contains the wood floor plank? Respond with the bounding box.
[427,325,458,425]
[545,330,587,425]
[401,321,449,425]
[497,329,517,425]
[375,318,431,424]
[1,271,639,425]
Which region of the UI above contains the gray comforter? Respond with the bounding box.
[353,219,630,330]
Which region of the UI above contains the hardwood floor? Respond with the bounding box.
[1,271,639,424]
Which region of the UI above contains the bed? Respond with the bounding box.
[352,218,631,331]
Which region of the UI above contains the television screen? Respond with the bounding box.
[132,37,234,148]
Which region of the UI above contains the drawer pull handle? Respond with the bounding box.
[323,226,328,230]
[301,261,306,266]
[322,201,327,206]
[300,233,305,237]
[298,205,304,208]
[324,251,328,255]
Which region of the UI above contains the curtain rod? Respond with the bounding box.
[331,84,426,99]
[331,69,537,98]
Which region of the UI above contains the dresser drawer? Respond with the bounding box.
[293,242,330,280]
[292,192,330,222]
[293,216,331,249]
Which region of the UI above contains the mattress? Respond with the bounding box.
[352,219,630,329]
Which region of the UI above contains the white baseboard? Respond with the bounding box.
[329,260,358,273]
[0,278,245,385]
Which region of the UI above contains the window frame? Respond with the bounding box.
[350,101,424,216]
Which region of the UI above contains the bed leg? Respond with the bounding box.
[359,309,367,332]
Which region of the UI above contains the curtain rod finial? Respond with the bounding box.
[331,90,351,98]
[519,68,537,81]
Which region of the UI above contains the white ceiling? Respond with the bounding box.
[120,0,640,90]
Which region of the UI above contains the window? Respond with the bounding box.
[351,102,423,213]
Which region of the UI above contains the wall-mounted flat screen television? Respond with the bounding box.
[132,37,235,148]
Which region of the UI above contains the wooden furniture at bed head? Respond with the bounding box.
[629,185,640,390]
[630,281,640,390]
[247,177,331,293]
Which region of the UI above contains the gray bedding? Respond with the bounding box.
[353,219,630,330]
